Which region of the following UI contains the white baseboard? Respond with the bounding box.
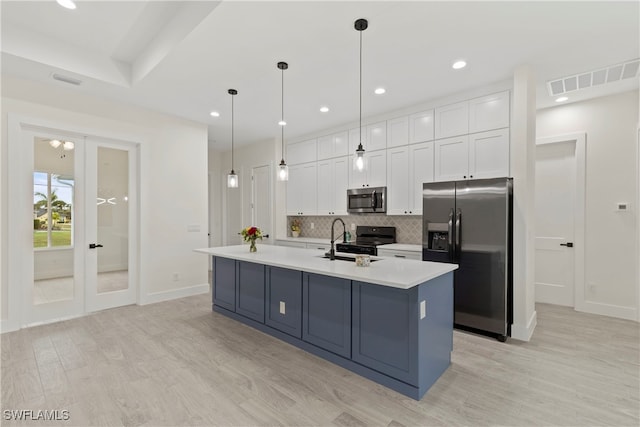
[1,319,20,334]
[580,300,638,322]
[140,283,210,305]
[510,309,537,342]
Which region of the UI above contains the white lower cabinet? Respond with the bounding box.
[434,129,509,182]
[349,150,387,188]
[387,142,434,215]
[286,163,317,215]
[275,240,307,249]
[377,248,422,260]
[317,156,349,215]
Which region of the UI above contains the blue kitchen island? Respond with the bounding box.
[195,245,457,400]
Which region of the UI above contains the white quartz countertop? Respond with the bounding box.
[377,244,422,253]
[195,245,457,289]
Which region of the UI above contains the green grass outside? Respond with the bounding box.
[33,230,72,248]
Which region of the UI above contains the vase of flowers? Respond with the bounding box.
[291,219,301,238]
[241,226,263,252]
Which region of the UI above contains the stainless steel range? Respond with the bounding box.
[336,226,396,256]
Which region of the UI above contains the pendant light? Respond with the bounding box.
[354,18,368,172]
[227,89,239,188]
[277,61,289,181]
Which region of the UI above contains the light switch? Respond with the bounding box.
[420,300,426,319]
[279,301,286,315]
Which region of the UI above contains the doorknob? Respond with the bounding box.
[560,242,574,247]
[89,243,104,249]
[263,234,270,239]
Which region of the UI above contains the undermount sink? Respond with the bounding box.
[318,254,379,262]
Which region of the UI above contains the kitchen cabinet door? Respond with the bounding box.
[265,266,302,339]
[367,121,387,151]
[332,156,349,215]
[409,142,434,214]
[286,163,317,215]
[435,101,469,139]
[352,281,419,385]
[333,131,349,158]
[316,135,333,160]
[316,160,333,215]
[212,256,236,312]
[302,273,351,358]
[388,116,409,148]
[409,110,435,144]
[287,138,317,165]
[367,150,387,187]
[435,135,469,181]
[468,91,510,133]
[469,129,510,179]
[236,261,265,323]
[386,146,410,215]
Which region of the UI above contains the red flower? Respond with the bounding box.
[248,227,257,236]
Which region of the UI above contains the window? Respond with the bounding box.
[33,172,74,248]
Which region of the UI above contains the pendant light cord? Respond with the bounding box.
[231,93,234,171]
[359,28,362,146]
[281,66,285,161]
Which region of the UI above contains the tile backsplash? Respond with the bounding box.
[287,215,422,245]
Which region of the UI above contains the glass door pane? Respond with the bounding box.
[96,146,129,294]
[33,137,76,305]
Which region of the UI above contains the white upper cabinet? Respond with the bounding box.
[469,129,510,179]
[468,91,510,133]
[317,131,349,160]
[286,162,317,215]
[287,139,317,165]
[349,121,386,153]
[435,101,469,139]
[434,135,470,181]
[317,156,349,215]
[387,116,409,148]
[316,135,333,160]
[349,150,386,188]
[409,110,434,144]
[387,142,434,215]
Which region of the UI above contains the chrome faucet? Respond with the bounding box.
[328,218,346,261]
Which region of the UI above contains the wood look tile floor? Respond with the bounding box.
[1,294,638,426]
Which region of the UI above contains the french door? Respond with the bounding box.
[20,128,137,326]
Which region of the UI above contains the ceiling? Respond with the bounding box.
[2,1,638,152]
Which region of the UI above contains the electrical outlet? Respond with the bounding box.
[420,300,426,319]
[310,223,315,229]
[279,301,286,315]
[172,272,180,282]
[351,223,356,231]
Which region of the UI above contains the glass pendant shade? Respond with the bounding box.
[277,161,289,181]
[227,170,238,188]
[354,143,366,171]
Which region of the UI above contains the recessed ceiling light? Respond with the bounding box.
[278,120,287,126]
[320,106,329,113]
[452,60,467,70]
[210,111,220,117]
[555,96,568,103]
[374,87,386,95]
[56,0,77,10]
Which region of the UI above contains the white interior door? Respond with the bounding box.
[85,141,137,312]
[252,164,272,244]
[535,140,577,306]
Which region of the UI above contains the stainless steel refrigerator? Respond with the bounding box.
[422,177,513,341]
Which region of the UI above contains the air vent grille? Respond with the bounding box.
[547,58,639,96]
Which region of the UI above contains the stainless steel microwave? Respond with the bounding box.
[347,187,387,214]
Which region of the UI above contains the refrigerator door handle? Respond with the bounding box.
[455,209,462,258]
[448,209,454,260]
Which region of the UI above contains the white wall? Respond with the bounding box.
[1,75,210,329]
[537,90,639,320]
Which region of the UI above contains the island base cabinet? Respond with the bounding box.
[212,257,236,312]
[302,273,351,358]
[265,267,303,338]
[235,261,265,323]
[352,282,419,385]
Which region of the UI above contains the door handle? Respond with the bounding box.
[371,190,377,211]
[560,242,574,247]
[447,209,454,260]
[455,209,462,258]
[263,234,270,239]
[89,243,103,249]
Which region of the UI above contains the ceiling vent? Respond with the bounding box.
[52,73,82,86]
[547,59,639,96]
